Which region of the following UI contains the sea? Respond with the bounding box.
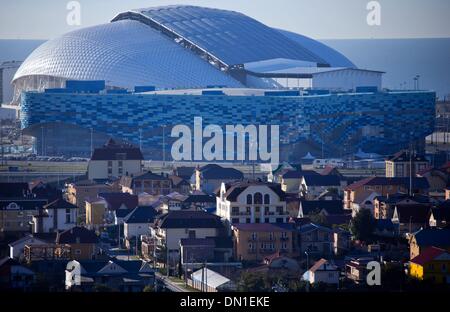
[1,38,449,99]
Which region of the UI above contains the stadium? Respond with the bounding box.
[14,5,435,160]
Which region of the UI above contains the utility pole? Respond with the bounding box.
[139,128,143,151]
[164,125,167,166]
[41,125,44,156]
[90,128,93,157]
[409,144,413,196]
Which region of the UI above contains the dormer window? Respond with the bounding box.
[246,194,252,204]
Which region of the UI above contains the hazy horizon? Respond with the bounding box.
[1,0,450,40]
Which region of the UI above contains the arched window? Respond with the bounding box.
[246,194,252,205]
[264,194,270,205]
[254,193,263,205]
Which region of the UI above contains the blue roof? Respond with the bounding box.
[117,5,327,66]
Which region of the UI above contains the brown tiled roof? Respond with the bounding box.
[345,177,429,191]
[232,223,294,232]
[98,192,138,210]
[91,139,143,161]
[221,181,286,201]
[56,226,98,244]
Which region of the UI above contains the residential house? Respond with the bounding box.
[409,246,450,284]
[0,257,35,291]
[417,167,448,199]
[8,233,56,260]
[87,139,143,180]
[298,200,344,218]
[216,181,288,224]
[55,226,99,260]
[31,198,78,233]
[344,177,429,210]
[65,259,154,292]
[385,150,429,178]
[85,192,138,227]
[333,228,352,255]
[263,252,300,272]
[123,206,158,249]
[172,166,196,182]
[120,171,172,195]
[0,198,47,232]
[194,164,243,194]
[151,210,225,262]
[429,202,450,228]
[280,169,319,194]
[345,257,375,284]
[302,258,339,286]
[181,194,216,211]
[66,179,117,212]
[409,228,450,260]
[297,223,334,256]
[300,175,342,200]
[0,182,57,232]
[161,192,189,212]
[168,175,191,194]
[231,223,294,262]
[392,204,431,235]
[374,193,432,220]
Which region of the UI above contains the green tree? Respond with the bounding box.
[350,209,375,242]
[143,285,155,292]
[237,272,271,292]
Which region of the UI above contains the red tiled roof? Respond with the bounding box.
[410,246,446,266]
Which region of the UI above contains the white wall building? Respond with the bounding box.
[216,181,288,224]
[88,139,143,180]
[32,198,78,233]
[0,61,22,104]
[302,258,339,286]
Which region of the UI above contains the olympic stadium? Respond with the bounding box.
[14,5,436,160]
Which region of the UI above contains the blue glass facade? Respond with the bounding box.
[20,89,435,160]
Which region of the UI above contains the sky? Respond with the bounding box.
[0,0,449,40]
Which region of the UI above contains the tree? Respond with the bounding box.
[237,272,271,292]
[143,285,155,292]
[308,209,328,226]
[350,209,375,242]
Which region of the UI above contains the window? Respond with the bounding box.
[118,160,123,167]
[264,206,270,214]
[251,232,257,240]
[255,206,260,213]
[264,194,270,205]
[281,232,287,238]
[276,206,284,214]
[254,193,263,205]
[246,207,251,214]
[276,218,284,223]
[265,218,269,223]
[246,218,251,224]
[269,232,274,240]
[107,160,112,167]
[246,194,252,204]
[232,207,239,216]
[65,208,71,223]
[232,218,239,224]
[188,230,196,238]
[255,218,260,223]
[75,249,81,255]
[108,168,112,175]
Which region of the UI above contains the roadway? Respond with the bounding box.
[156,273,189,292]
